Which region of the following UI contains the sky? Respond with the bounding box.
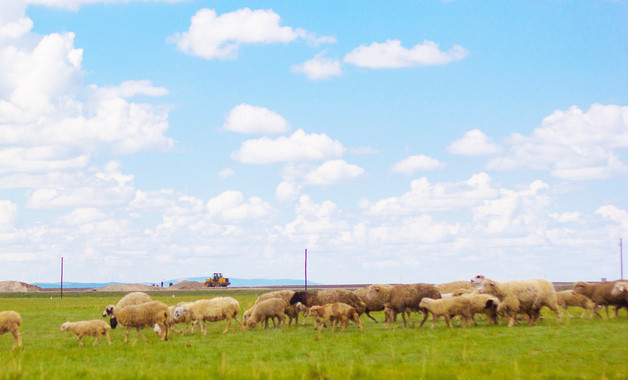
[0,0,627,285]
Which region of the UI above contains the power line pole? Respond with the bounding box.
[621,238,623,280]
[60,256,64,299]
[304,248,308,292]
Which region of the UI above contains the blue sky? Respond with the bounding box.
[1,0,627,285]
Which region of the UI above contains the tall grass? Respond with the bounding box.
[0,291,626,379]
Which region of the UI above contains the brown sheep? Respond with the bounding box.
[254,290,300,326]
[307,303,363,331]
[354,284,394,323]
[290,289,366,317]
[0,311,23,350]
[385,283,441,328]
[556,290,598,318]
[573,281,628,318]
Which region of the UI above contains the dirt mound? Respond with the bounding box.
[170,280,206,290]
[97,283,163,292]
[0,281,42,293]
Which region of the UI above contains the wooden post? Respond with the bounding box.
[60,256,64,299]
[304,248,307,291]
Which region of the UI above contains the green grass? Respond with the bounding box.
[0,290,626,379]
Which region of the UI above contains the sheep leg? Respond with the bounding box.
[158,323,168,341]
[364,311,379,324]
[223,318,231,334]
[547,304,562,323]
[11,330,22,350]
[93,335,100,346]
[124,327,131,343]
[401,310,408,328]
[278,314,285,328]
[232,315,246,330]
[136,327,149,343]
[77,334,84,347]
[104,331,111,345]
[419,310,430,328]
[563,306,574,318]
[444,315,453,329]
[579,309,587,319]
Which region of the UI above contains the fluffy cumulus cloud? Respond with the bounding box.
[169,8,333,60]
[447,129,503,156]
[222,104,289,134]
[304,160,364,186]
[487,104,628,180]
[344,39,468,69]
[390,154,445,175]
[231,129,345,164]
[291,51,342,80]
[0,200,18,227]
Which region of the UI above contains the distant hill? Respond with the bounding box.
[34,277,321,289]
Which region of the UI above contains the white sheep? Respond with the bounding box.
[154,302,194,337]
[419,297,474,329]
[103,301,170,343]
[115,292,152,308]
[173,297,244,335]
[0,311,23,350]
[245,298,287,329]
[556,290,598,319]
[60,320,112,346]
[477,277,562,327]
[458,293,500,325]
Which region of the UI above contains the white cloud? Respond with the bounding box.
[218,168,235,179]
[222,104,289,134]
[487,104,628,180]
[391,154,445,175]
[344,39,468,69]
[596,205,628,232]
[56,207,107,225]
[549,212,581,223]
[91,80,168,100]
[231,129,345,164]
[275,181,302,203]
[169,8,332,60]
[447,129,502,156]
[206,190,271,221]
[0,200,18,227]
[291,51,342,80]
[304,160,364,186]
[21,0,185,12]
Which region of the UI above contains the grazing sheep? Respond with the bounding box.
[478,277,562,327]
[435,281,475,294]
[556,290,598,319]
[0,311,23,350]
[173,297,244,335]
[60,320,111,346]
[254,290,300,326]
[459,293,501,325]
[154,302,193,337]
[385,283,441,328]
[573,281,628,318]
[419,297,474,329]
[245,298,286,329]
[103,301,170,343]
[307,303,363,331]
[290,289,366,319]
[355,284,394,323]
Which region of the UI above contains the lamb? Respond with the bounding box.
[102,301,170,343]
[385,283,441,328]
[419,297,474,329]
[245,298,286,329]
[573,280,627,318]
[355,284,394,323]
[556,290,598,318]
[173,297,244,335]
[0,311,23,350]
[290,289,366,318]
[477,277,562,327]
[307,303,363,331]
[60,320,112,346]
[154,302,193,337]
[459,293,500,325]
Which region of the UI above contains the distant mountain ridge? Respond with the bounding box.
[34,277,321,289]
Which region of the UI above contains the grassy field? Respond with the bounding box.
[0,289,626,380]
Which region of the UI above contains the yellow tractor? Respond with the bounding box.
[204,273,230,288]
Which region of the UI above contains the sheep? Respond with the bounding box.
[102,292,152,325]
[477,277,562,327]
[253,290,300,326]
[385,283,441,328]
[290,289,366,319]
[556,290,598,319]
[173,297,244,335]
[60,320,111,346]
[102,301,170,343]
[245,298,287,329]
[435,281,475,294]
[459,293,501,325]
[354,284,394,323]
[419,297,474,329]
[0,311,23,350]
[573,280,627,318]
[307,303,363,331]
[610,282,628,315]
[154,302,194,337]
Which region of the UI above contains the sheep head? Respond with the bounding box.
[60,322,70,332]
[478,279,498,295]
[102,305,115,318]
[611,283,626,296]
[173,306,188,321]
[289,291,309,305]
[573,281,589,295]
[470,275,485,285]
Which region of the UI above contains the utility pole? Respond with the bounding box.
[621,238,623,280]
[60,256,64,299]
[304,248,308,291]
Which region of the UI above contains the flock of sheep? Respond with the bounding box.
[1,276,627,349]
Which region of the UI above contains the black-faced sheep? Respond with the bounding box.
[556,290,598,319]
[60,320,112,346]
[478,277,562,327]
[307,303,363,331]
[0,311,23,350]
[419,297,474,329]
[289,289,366,318]
[573,280,627,318]
[173,297,244,334]
[385,283,441,328]
[102,291,152,325]
[103,301,170,343]
[245,298,286,329]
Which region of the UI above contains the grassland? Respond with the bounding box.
[0,289,626,380]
